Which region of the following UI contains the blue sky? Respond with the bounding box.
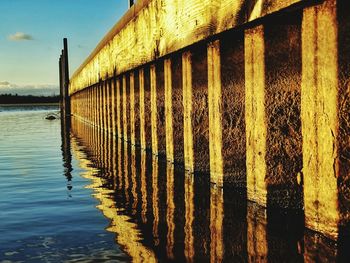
[0,0,128,95]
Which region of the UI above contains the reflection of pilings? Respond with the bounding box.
[184,172,195,262]
[131,146,138,213]
[60,108,72,191]
[140,150,147,223]
[247,202,268,263]
[210,186,224,263]
[152,156,159,246]
[166,163,175,259]
[70,137,157,263]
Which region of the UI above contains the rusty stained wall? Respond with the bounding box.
[220,32,246,187]
[69,0,311,94]
[264,13,303,209]
[191,44,210,173]
[171,54,185,164]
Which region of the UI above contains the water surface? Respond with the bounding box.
[0,106,129,262]
[0,106,348,262]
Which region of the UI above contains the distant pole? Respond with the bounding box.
[128,0,134,8]
[63,38,70,117]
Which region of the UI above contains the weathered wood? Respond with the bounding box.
[182,51,194,172]
[139,69,146,149]
[302,0,339,239]
[245,25,267,206]
[70,0,312,94]
[123,75,128,140]
[116,78,122,138]
[208,40,223,186]
[130,72,136,145]
[150,65,158,154]
[164,58,174,162]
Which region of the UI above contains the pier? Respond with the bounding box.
[64,0,350,241]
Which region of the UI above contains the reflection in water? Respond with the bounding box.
[166,163,175,259]
[184,173,195,262]
[60,111,72,194]
[69,117,349,262]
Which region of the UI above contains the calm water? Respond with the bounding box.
[0,106,348,262]
[0,106,129,262]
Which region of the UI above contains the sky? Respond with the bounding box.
[0,0,128,96]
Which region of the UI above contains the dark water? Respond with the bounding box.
[0,106,347,262]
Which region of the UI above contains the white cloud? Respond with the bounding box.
[0,81,58,96]
[8,32,34,41]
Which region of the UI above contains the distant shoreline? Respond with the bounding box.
[0,94,60,105]
[0,103,59,106]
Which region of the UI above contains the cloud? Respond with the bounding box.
[0,81,11,86]
[8,32,34,41]
[0,81,58,96]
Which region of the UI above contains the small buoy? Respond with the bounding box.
[45,113,59,120]
[45,115,56,120]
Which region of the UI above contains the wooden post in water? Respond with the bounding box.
[63,38,70,118]
[245,26,267,206]
[208,40,223,186]
[182,51,194,173]
[301,0,339,239]
[164,58,174,163]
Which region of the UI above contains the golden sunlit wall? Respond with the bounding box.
[69,0,308,93]
[68,0,350,241]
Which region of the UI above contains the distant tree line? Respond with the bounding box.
[0,94,60,104]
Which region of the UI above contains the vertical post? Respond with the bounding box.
[208,40,223,186]
[123,75,128,141]
[130,72,136,145]
[139,69,146,149]
[182,51,194,172]
[111,78,116,136]
[63,38,70,118]
[150,65,158,155]
[245,26,267,206]
[116,78,122,138]
[301,0,339,239]
[164,58,174,162]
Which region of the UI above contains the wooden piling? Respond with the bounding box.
[130,72,136,145]
[164,58,174,162]
[245,25,267,206]
[182,52,194,173]
[301,0,339,239]
[151,65,158,155]
[208,40,224,186]
[139,69,146,150]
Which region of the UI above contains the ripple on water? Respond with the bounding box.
[0,106,129,262]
